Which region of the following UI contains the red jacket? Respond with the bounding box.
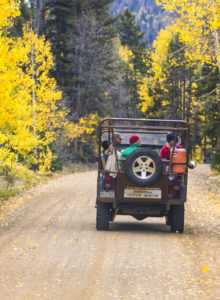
[160,143,181,160]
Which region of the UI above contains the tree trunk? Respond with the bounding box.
[179,78,182,120]
[204,135,207,163]
[183,78,186,121]
[31,33,37,156]
[210,0,220,73]
[134,69,137,118]
[186,78,192,123]
[34,0,43,35]
[213,28,220,74]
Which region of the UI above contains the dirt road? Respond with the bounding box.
[0,165,219,300]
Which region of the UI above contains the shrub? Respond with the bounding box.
[211,148,220,173]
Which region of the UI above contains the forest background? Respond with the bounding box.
[0,0,220,197]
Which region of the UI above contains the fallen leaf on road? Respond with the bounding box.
[203,266,208,272]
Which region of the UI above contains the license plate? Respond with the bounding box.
[100,191,115,198]
[124,188,162,199]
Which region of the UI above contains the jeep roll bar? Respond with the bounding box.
[98,118,190,176]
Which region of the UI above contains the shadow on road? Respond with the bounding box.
[109,221,170,234]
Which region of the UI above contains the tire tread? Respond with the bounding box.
[96,200,110,231]
[170,204,184,233]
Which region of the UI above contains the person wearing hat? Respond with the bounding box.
[103,132,122,158]
[160,133,181,160]
[120,135,141,159]
[113,132,122,147]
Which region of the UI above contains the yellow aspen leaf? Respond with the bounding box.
[203,266,209,272]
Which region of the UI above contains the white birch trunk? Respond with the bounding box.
[210,0,220,73]
[213,27,220,74]
[31,33,37,155]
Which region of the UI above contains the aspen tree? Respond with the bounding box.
[156,0,220,73]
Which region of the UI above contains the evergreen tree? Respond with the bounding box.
[69,8,117,119]
[44,0,118,156]
[118,8,148,75]
[44,0,75,93]
[117,9,150,117]
[195,65,220,167]
[112,0,171,45]
[162,34,195,121]
[9,0,31,37]
[44,0,117,114]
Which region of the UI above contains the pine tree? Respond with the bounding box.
[44,0,117,117]
[43,0,118,156]
[195,65,220,166]
[118,8,148,75]
[9,0,31,37]
[44,0,75,92]
[117,9,150,117]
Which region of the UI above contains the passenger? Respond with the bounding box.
[102,140,111,158]
[104,133,122,178]
[101,140,112,168]
[113,132,122,147]
[105,148,121,178]
[104,132,122,157]
[120,135,141,159]
[160,133,181,160]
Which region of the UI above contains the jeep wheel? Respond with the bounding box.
[96,200,110,231]
[170,205,184,233]
[124,149,163,187]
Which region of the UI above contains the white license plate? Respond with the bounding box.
[124,188,162,199]
[100,191,115,198]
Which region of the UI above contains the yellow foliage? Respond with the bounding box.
[38,147,54,174]
[118,45,134,71]
[0,1,109,186]
[118,45,133,63]
[119,44,153,113]
[156,0,220,69]
[140,25,184,113]
[138,77,154,113]
[192,145,204,164]
[0,0,20,29]
[0,20,65,171]
[152,26,174,80]
[64,114,99,142]
[0,1,97,177]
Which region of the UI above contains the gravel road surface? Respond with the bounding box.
[0,165,219,299]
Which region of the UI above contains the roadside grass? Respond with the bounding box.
[0,188,21,200]
[0,172,40,202]
[61,162,96,174]
[0,162,96,202]
[207,171,220,209]
[211,168,220,175]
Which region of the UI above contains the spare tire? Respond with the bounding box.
[124,148,163,187]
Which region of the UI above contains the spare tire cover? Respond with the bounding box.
[124,148,163,187]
